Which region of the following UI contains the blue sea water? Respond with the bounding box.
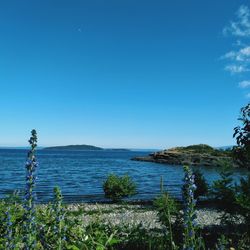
[0,149,246,203]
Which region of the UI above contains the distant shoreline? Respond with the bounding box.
[0,147,156,152]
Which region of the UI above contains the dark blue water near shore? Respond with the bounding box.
[0,149,246,203]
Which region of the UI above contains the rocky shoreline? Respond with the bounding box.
[132,144,235,167]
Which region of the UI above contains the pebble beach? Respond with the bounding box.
[63,203,239,229]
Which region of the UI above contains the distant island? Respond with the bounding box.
[43,145,103,151]
[42,145,130,151]
[132,144,236,167]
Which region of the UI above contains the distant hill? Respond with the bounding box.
[43,145,103,151]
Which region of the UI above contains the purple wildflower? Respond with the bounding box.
[3,208,14,249]
[23,129,38,249]
[53,186,65,250]
[182,166,198,250]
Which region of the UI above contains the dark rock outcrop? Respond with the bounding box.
[132,144,235,167]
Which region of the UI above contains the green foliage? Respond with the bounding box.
[215,234,250,250]
[235,175,250,230]
[35,204,56,249]
[154,192,179,227]
[62,210,119,250]
[82,218,119,250]
[211,164,237,222]
[185,144,218,154]
[237,233,250,249]
[154,192,179,250]
[193,168,208,200]
[215,235,232,250]
[233,103,250,169]
[114,224,173,250]
[173,144,231,156]
[103,174,137,202]
[4,190,22,205]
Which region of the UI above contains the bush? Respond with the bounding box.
[193,168,208,200]
[103,174,137,202]
[233,103,250,169]
[235,174,250,231]
[211,164,237,223]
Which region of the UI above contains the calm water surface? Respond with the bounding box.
[0,149,246,203]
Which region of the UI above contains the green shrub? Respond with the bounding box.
[211,164,237,223]
[193,168,208,200]
[235,174,250,231]
[233,103,250,169]
[103,174,137,202]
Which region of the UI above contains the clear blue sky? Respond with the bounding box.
[0,0,249,149]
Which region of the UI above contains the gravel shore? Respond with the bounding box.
[65,203,234,229]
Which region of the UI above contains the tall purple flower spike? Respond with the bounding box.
[23,129,38,250]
